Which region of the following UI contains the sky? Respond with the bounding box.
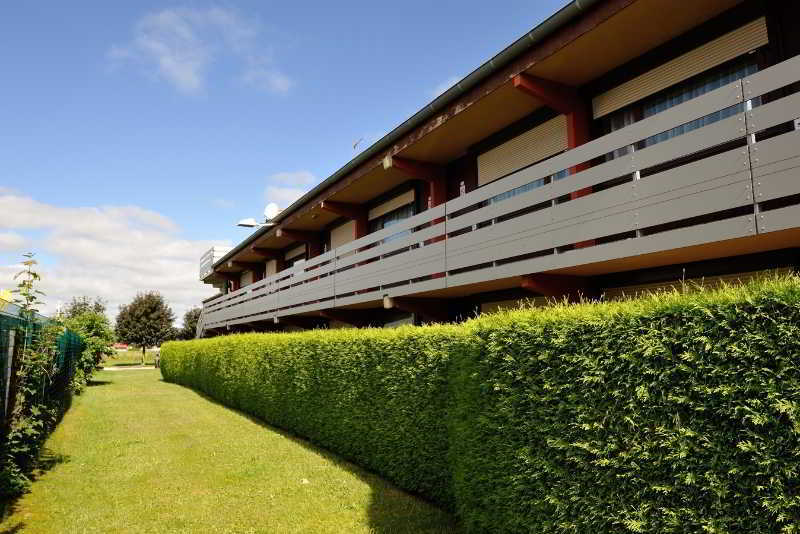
[0,0,567,323]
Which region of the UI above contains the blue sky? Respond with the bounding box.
[0,0,566,320]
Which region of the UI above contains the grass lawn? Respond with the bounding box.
[0,370,458,533]
[102,349,156,367]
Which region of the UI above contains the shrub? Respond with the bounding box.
[163,275,800,533]
[162,326,469,507]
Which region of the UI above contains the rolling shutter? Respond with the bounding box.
[592,17,768,118]
[330,220,356,249]
[477,115,567,186]
[368,190,415,220]
[285,244,306,261]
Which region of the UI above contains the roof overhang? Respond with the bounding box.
[212,0,745,274]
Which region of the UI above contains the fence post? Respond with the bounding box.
[3,329,14,421]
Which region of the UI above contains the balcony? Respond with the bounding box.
[200,55,800,335]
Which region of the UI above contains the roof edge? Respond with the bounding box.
[214,0,602,269]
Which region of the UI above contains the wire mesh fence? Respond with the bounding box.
[1,305,84,426]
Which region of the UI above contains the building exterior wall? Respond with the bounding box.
[199,1,800,336]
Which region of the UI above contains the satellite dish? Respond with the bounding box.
[264,203,281,221]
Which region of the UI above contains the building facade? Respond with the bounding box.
[198,0,800,337]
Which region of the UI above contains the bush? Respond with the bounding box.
[162,326,469,507]
[163,275,800,533]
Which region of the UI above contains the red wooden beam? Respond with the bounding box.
[513,73,594,246]
[512,73,582,115]
[319,200,369,239]
[318,201,367,220]
[382,155,444,182]
[226,260,264,272]
[250,246,283,260]
[276,228,323,243]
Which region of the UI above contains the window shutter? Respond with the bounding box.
[592,17,768,118]
[477,115,567,186]
[368,190,415,220]
[285,244,306,261]
[330,220,356,249]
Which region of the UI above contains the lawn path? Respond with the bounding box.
[1,370,458,533]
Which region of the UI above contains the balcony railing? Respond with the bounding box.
[200,54,800,334]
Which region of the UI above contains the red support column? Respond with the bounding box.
[319,201,369,239]
[513,72,594,248]
[275,228,325,259]
[382,155,447,258]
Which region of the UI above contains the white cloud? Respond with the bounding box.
[431,76,460,98]
[0,232,25,252]
[0,191,229,324]
[264,171,316,210]
[109,7,291,95]
[264,186,306,209]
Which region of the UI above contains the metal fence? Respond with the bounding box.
[1,305,84,425]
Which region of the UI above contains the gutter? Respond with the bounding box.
[213,0,601,271]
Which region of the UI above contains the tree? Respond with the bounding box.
[63,311,115,377]
[60,296,106,319]
[115,292,175,364]
[180,308,202,340]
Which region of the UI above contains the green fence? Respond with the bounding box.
[1,305,84,423]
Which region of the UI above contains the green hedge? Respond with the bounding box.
[163,276,800,533]
[161,326,468,507]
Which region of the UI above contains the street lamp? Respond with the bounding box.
[236,218,277,228]
[236,203,282,228]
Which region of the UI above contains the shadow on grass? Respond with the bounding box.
[0,448,70,527]
[87,379,112,387]
[161,378,460,534]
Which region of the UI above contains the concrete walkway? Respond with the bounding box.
[101,366,156,371]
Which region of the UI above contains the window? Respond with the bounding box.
[369,203,415,244]
[488,162,568,205]
[603,57,760,159]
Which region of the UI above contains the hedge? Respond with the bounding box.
[163,275,800,533]
[161,326,468,508]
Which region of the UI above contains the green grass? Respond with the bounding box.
[102,349,156,367]
[0,370,458,533]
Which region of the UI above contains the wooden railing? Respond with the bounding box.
[199,55,800,334]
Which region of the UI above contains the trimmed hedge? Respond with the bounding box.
[163,276,800,533]
[161,326,468,507]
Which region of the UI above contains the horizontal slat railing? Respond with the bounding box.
[199,55,800,333]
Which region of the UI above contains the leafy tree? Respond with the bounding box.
[60,296,106,319]
[180,308,202,340]
[63,311,114,382]
[115,292,175,364]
